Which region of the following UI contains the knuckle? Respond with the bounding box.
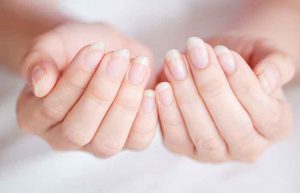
[131,128,155,139]
[163,136,193,155]
[64,75,86,93]
[230,134,266,162]
[232,121,255,141]
[234,82,256,97]
[194,137,224,152]
[177,95,199,107]
[91,142,121,158]
[256,104,282,138]
[115,95,140,113]
[199,79,227,98]
[127,130,155,150]
[60,124,90,147]
[163,117,184,128]
[193,138,228,163]
[88,86,114,106]
[40,100,65,121]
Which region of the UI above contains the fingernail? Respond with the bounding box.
[85,42,106,69]
[156,82,173,106]
[90,42,106,51]
[165,49,187,80]
[141,90,155,114]
[129,56,149,85]
[106,49,130,80]
[258,64,280,93]
[258,73,271,93]
[214,45,236,74]
[114,49,130,58]
[187,37,208,69]
[31,65,45,97]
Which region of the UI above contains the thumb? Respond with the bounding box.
[251,40,295,93]
[21,35,66,98]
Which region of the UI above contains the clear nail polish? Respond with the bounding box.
[106,49,130,80]
[156,82,173,106]
[166,49,187,81]
[129,56,149,85]
[215,45,236,74]
[187,37,209,69]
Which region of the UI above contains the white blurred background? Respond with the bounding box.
[0,1,299,192]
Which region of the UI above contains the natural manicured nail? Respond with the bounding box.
[258,64,280,93]
[141,90,155,114]
[85,42,106,69]
[106,49,130,80]
[215,45,236,74]
[129,56,149,85]
[156,82,173,106]
[113,49,130,58]
[166,49,187,80]
[31,65,46,97]
[187,37,208,69]
[90,42,106,51]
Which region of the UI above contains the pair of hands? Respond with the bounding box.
[17,22,294,163]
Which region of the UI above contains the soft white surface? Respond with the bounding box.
[1,1,300,192]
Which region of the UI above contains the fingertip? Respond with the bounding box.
[155,82,174,106]
[141,90,156,114]
[31,61,59,97]
[255,61,281,94]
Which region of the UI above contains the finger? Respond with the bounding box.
[155,82,194,156]
[22,50,60,97]
[21,34,71,97]
[125,90,158,150]
[163,48,228,162]
[119,37,157,88]
[18,43,106,135]
[225,50,292,141]
[44,49,130,149]
[187,37,267,162]
[87,56,150,157]
[17,86,46,133]
[254,53,295,94]
[250,39,295,92]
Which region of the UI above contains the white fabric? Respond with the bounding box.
[1,1,300,192]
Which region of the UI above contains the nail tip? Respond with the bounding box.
[214,45,229,54]
[133,56,150,66]
[144,90,155,97]
[166,49,181,61]
[114,49,130,58]
[156,82,170,91]
[91,42,106,51]
[187,36,204,48]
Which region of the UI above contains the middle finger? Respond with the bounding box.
[186,37,267,161]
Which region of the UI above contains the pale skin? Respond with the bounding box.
[1,0,299,162]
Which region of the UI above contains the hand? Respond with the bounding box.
[156,36,294,163]
[21,22,155,97]
[17,23,158,157]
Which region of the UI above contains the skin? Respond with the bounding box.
[1,0,300,161]
[157,0,300,162]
